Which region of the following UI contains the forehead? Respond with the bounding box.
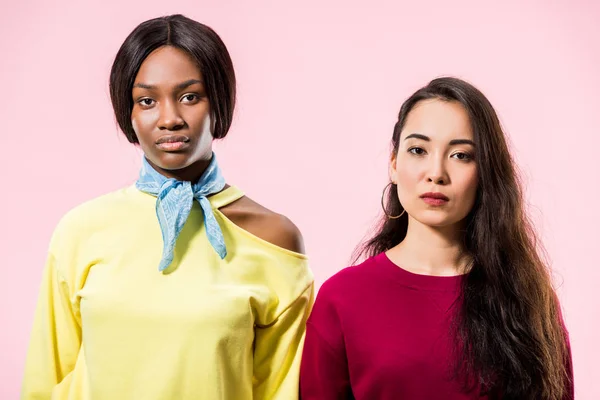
[402,99,473,141]
[134,46,202,85]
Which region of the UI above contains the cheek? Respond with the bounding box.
[196,114,214,150]
[132,118,139,135]
[183,104,211,130]
[131,112,160,157]
[396,169,413,189]
[394,160,422,208]
[456,167,478,204]
[200,113,212,136]
[395,157,420,190]
[131,110,158,141]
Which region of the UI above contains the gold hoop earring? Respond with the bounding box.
[381,182,406,219]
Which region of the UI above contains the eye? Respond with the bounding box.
[181,94,199,103]
[451,152,473,161]
[408,147,426,156]
[138,98,155,108]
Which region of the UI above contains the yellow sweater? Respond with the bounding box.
[22,185,314,400]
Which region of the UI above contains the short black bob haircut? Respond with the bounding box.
[109,14,236,143]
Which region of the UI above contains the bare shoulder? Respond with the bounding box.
[219,195,305,254]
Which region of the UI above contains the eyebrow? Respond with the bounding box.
[404,133,430,141]
[449,139,475,146]
[133,79,204,90]
[404,133,475,147]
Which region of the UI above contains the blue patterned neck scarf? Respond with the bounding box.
[135,153,227,271]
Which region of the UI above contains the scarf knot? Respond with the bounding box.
[136,153,227,271]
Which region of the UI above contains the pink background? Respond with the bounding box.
[1,0,598,398]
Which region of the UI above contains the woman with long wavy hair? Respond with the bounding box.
[300,77,573,399]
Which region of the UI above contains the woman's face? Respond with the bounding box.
[390,99,478,228]
[131,46,213,176]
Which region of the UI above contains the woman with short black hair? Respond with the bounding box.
[22,14,313,400]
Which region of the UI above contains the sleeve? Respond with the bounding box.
[300,282,353,400]
[21,226,82,399]
[252,283,314,400]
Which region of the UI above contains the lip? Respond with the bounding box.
[155,135,190,152]
[420,192,449,206]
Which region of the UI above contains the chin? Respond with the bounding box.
[412,212,463,228]
[149,152,198,171]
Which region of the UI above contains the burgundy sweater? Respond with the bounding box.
[299,252,574,400]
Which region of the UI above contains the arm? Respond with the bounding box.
[300,283,353,400]
[252,284,314,400]
[21,230,82,399]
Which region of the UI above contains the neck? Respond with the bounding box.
[388,217,470,276]
[147,157,212,183]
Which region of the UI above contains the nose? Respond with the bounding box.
[157,100,185,131]
[427,157,449,185]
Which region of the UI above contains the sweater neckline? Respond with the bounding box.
[375,252,465,292]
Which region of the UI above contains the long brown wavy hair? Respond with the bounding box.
[354,77,571,399]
